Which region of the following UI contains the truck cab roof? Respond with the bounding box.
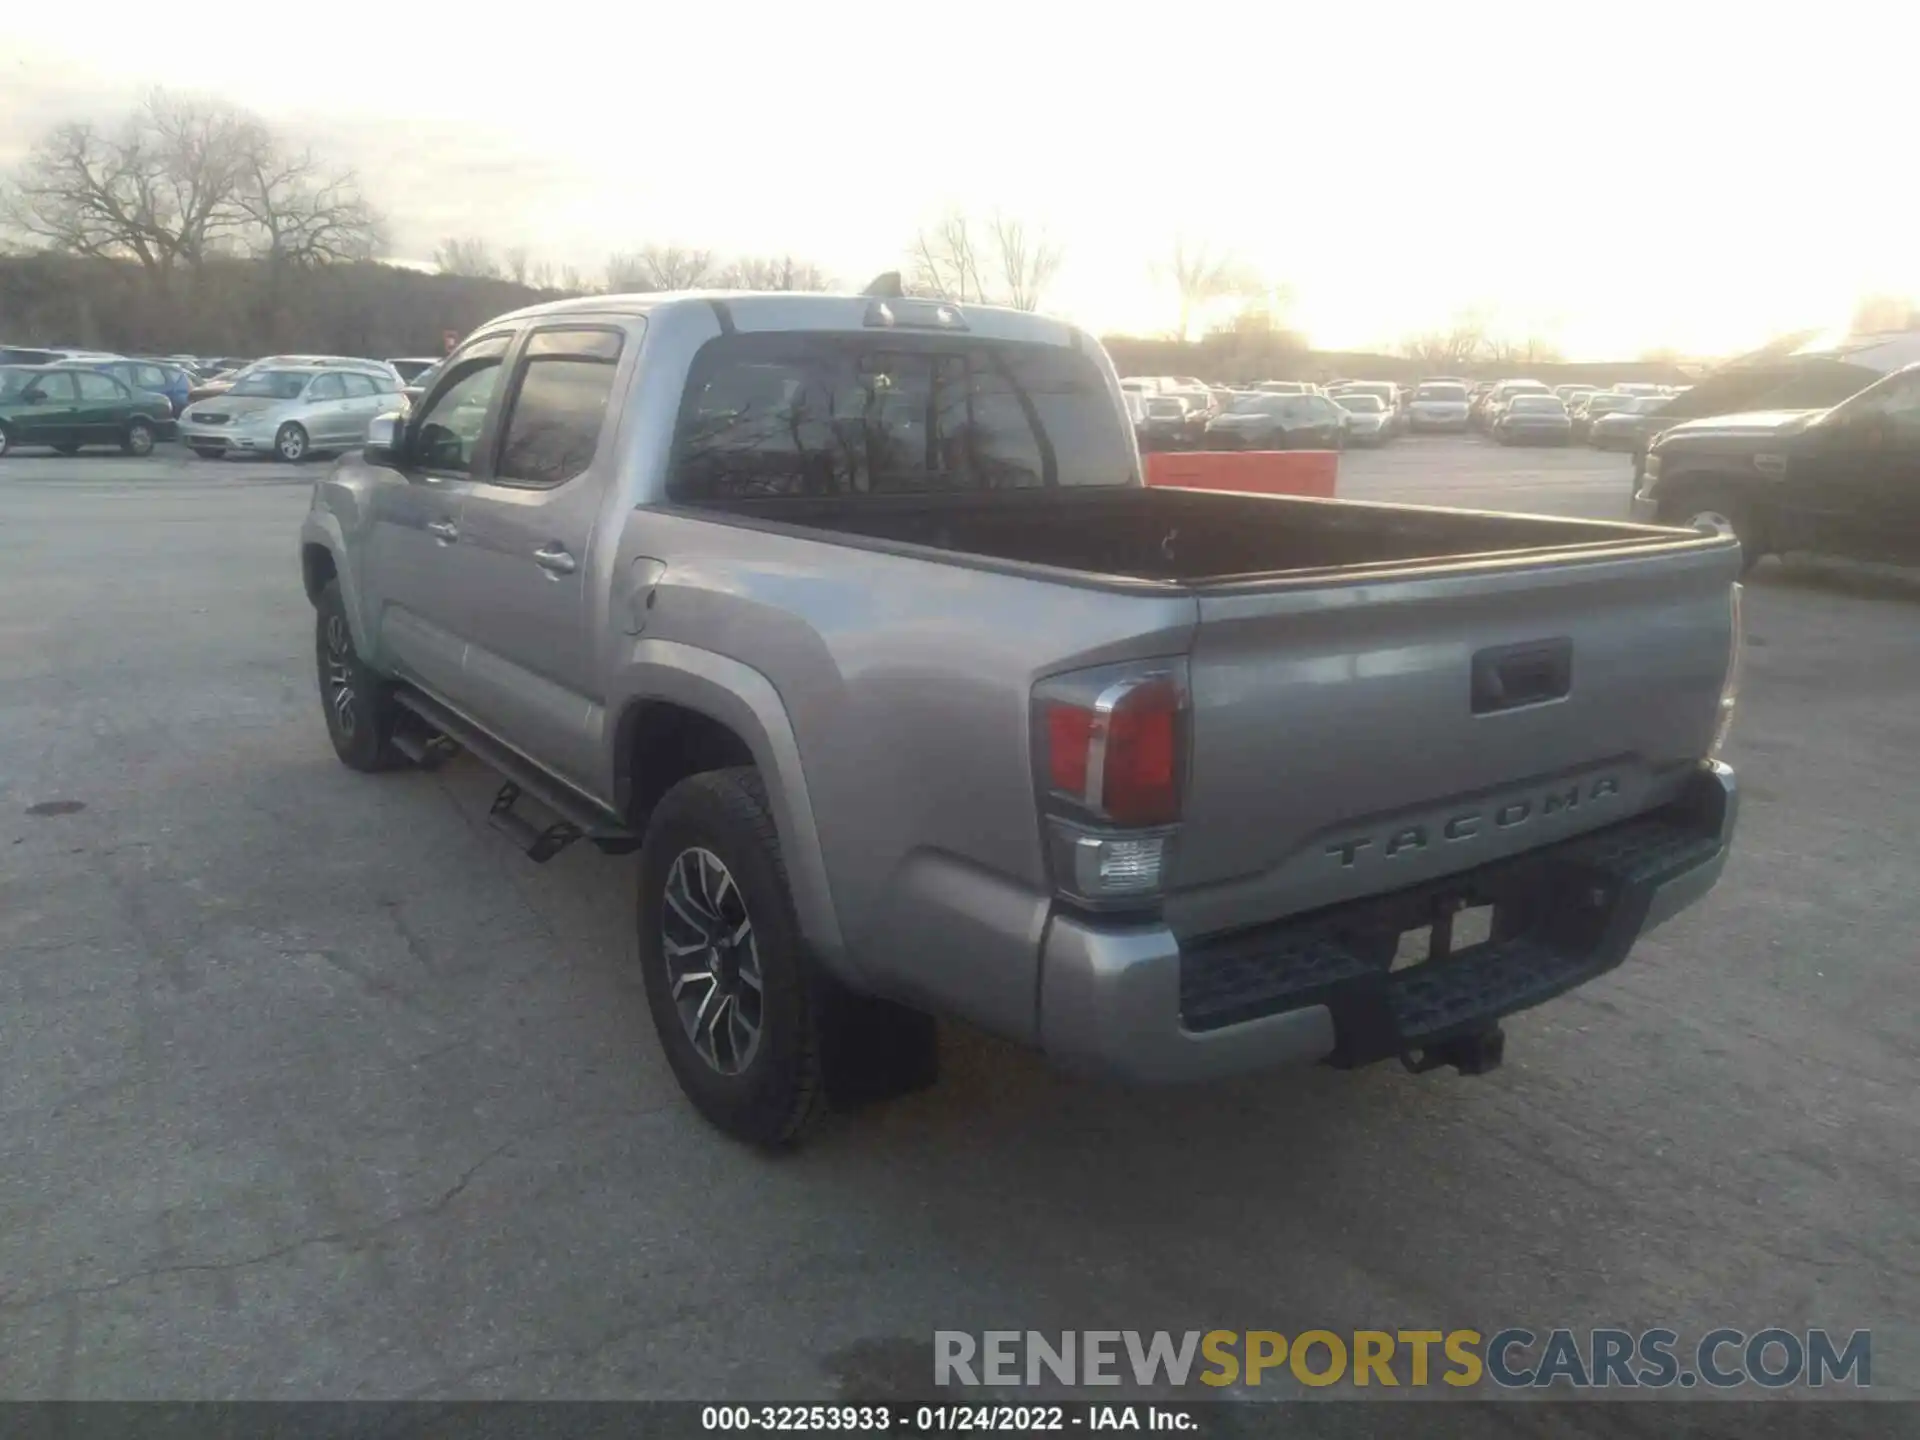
[490,290,1086,349]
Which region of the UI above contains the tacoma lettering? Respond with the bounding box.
[1325,776,1623,868]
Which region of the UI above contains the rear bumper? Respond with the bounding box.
[1038,761,1736,1084]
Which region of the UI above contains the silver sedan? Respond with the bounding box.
[178,366,406,462]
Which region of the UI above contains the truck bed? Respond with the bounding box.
[697,486,1694,587]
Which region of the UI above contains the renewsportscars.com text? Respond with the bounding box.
[934,1328,1871,1391]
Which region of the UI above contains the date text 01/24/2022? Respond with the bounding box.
[700,1405,1197,1432]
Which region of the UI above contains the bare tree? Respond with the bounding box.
[434,236,500,279]
[232,130,385,269]
[712,254,833,291]
[910,211,1064,310]
[1,92,387,295]
[988,215,1063,312]
[1157,238,1257,341]
[527,258,556,290]
[558,264,589,294]
[1399,310,1491,369]
[606,245,716,292]
[911,212,990,303]
[503,246,530,285]
[0,92,261,281]
[1482,331,1563,367]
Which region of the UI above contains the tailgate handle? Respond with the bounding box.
[1473,639,1572,714]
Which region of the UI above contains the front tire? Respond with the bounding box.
[637,768,830,1148]
[314,580,408,771]
[123,419,156,456]
[275,422,310,463]
[1661,490,1763,574]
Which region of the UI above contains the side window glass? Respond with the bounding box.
[341,373,378,399]
[413,355,506,473]
[308,373,346,401]
[33,372,77,402]
[494,329,625,487]
[137,365,168,389]
[76,372,123,401]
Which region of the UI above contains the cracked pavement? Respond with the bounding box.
[1,445,1915,1404]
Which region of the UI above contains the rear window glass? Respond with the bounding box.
[669,335,1136,500]
[1415,384,1467,400]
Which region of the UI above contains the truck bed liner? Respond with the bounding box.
[701,486,1690,586]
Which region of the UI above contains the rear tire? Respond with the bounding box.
[122,420,155,457]
[637,767,832,1148]
[314,579,409,771]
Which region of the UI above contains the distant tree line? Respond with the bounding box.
[5,92,1906,365]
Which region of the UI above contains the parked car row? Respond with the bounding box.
[0,364,176,457]
[0,350,416,462]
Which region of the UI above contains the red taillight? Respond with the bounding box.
[1044,678,1181,827]
[1046,704,1094,797]
[1102,682,1179,825]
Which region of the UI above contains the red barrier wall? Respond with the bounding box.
[1143,449,1339,498]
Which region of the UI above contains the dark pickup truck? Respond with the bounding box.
[1634,361,1920,571]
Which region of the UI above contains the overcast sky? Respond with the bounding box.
[6,2,1915,358]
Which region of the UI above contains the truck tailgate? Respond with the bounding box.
[1166,536,1741,939]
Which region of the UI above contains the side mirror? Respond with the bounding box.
[364,412,406,467]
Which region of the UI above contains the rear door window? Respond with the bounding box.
[74,372,126,401]
[670,335,1135,501]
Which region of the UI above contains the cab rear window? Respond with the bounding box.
[669,334,1136,500]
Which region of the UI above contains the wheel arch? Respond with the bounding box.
[609,641,851,982]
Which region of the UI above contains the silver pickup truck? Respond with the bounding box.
[301,291,1743,1146]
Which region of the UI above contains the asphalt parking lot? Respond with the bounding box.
[2,437,1916,1410]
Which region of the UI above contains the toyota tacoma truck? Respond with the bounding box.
[300,289,1744,1147]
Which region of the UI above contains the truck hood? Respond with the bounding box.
[1655,409,1822,443]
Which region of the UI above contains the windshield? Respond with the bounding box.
[1415,384,1467,401]
[1626,396,1670,414]
[228,371,312,400]
[1335,394,1385,413]
[1343,384,1393,401]
[1511,396,1566,414]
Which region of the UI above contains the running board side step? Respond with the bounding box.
[391,689,640,862]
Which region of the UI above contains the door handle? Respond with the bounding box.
[426,519,459,544]
[533,545,577,575]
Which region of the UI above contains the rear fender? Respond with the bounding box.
[608,639,852,985]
